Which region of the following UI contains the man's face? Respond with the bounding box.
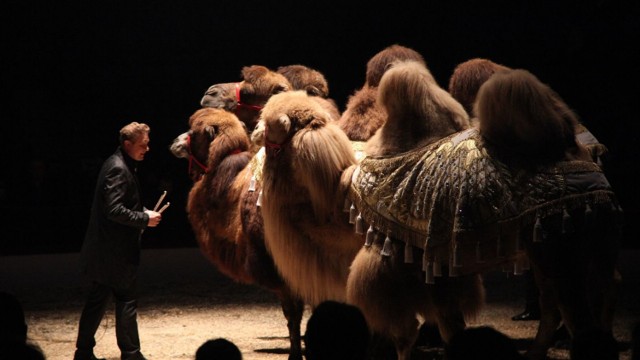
[124,133,150,161]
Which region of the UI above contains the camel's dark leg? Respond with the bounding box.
[527,266,562,360]
[277,287,305,360]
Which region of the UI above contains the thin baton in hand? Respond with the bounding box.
[153,190,167,212]
[158,202,170,214]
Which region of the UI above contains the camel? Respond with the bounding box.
[200,65,291,134]
[346,67,621,359]
[337,44,426,142]
[169,108,304,360]
[259,90,363,307]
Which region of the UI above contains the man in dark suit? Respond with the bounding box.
[74,122,162,360]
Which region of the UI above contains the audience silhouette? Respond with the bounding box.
[195,338,242,360]
[304,300,371,360]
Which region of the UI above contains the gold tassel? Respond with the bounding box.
[248,176,256,192]
[349,204,357,224]
[562,208,574,234]
[514,259,523,275]
[355,214,364,234]
[380,234,393,257]
[453,243,461,267]
[433,255,442,277]
[449,261,460,277]
[404,242,413,264]
[256,190,263,207]
[533,215,543,243]
[365,225,375,247]
[425,263,435,284]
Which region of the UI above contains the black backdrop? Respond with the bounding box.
[1,1,638,254]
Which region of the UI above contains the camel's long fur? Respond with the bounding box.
[171,108,304,360]
[260,91,362,306]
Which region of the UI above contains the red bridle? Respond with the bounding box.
[186,132,243,179]
[235,83,264,112]
[186,133,209,176]
[264,125,291,158]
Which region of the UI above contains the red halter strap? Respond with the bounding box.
[264,125,290,157]
[235,83,264,112]
[187,133,209,175]
[186,133,244,177]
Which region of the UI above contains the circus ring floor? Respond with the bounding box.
[2,248,638,360]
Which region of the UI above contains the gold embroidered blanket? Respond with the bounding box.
[348,128,620,277]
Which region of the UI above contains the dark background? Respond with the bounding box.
[1,1,638,255]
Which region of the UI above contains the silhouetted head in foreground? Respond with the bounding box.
[195,338,242,360]
[445,326,525,360]
[304,301,371,360]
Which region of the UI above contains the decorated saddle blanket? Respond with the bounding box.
[348,128,621,279]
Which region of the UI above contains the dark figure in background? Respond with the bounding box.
[304,301,371,360]
[0,291,46,359]
[74,122,162,360]
[445,326,525,360]
[195,338,242,360]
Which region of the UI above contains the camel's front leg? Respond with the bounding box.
[277,287,305,360]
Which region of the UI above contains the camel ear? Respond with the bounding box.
[267,115,291,145]
[274,83,290,94]
[242,65,269,82]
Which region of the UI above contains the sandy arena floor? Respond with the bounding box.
[2,248,638,360]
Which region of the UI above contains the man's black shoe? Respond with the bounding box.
[511,311,541,321]
[73,353,106,360]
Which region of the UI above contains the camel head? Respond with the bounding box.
[365,44,426,87]
[448,58,511,118]
[276,64,330,98]
[170,107,250,182]
[200,65,291,133]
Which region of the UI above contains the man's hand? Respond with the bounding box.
[145,210,162,227]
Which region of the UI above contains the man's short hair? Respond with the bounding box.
[119,122,150,146]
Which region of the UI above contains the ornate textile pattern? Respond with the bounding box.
[348,128,621,279]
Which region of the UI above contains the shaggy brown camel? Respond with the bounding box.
[170,108,304,360]
[449,58,619,352]
[259,90,363,307]
[347,66,621,360]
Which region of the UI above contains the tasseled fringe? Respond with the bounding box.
[404,242,413,264]
[515,234,522,252]
[476,241,484,263]
[365,225,375,247]
[514,259,524,275]
[562,207,574,234]
[349,204,357,224]
[452,243,461,267]
[248,176,256,192]
[256,190,263,207]
[433,256,442,277]
[355,214,364,234]
[425,262,435,284]
[533,215,543,243]
[585,203,593,221]
[343,197,351,213]
[380,233,393,257]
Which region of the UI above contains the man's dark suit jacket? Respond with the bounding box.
[80,147,149,288]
